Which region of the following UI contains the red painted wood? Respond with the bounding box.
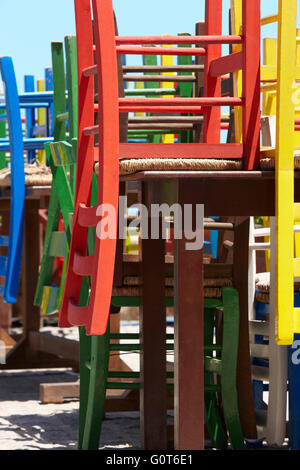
[68,299,89,326]
[83,125,99,135]
[73,252,94,276]
[120,106,206,113]
[86,0,119,335]
[82,65,97,76]
[78,203,98,226]
[58,0,95,329]
[203,0,222,144]
[119,143,243,160]
[116,35,243,45]
[119,97,243,106]
[209,51,243,78]
[116,46,206,56]
[242,0,261,170]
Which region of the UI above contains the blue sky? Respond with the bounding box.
[0,0,289,91]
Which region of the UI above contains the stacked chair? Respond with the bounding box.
[5,0,300,452]
[0,57,53,304]
[52,0,266,450]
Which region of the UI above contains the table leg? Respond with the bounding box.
[140,182,167,450]
[174,180,204,450]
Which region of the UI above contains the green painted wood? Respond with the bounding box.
[111,296,222,309]
[219,287,245,450]
[34,39,76,312]
[64,36,78,193]
[204,304,228,449]
[78,326,91,450]
[40,285,60,315]
[203,287,245,450]
[81,325,110,450]
[34,184,61,306]
[52,42,67,142]
[48,231,67,257]
[0,110,6,169]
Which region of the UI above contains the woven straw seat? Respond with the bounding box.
[112,276,233,299]
[255,271,300,303]
[94,159,242,176]
[0,163,52,187]
[260,149,300,170]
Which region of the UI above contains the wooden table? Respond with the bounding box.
[122,170,299,450]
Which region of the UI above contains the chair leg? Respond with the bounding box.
[81,322,110,450]
[78,326,91,449]
[221,287,245,450]
[204,307,227,449]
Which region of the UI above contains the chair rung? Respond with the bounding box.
[73,252,94,276]
[67,298,89,326]
[116,35,243,46]
[250,343,269,360]
[0,236,9,246]
[0,256,7,277]
[49,232,67,258]
[49,141,75,166]
[83,125,98,136]
[249,320,270,336]
[204,356,222,375]
[251,365,269,381]
[78,203,98,227]
[41,286,60,315]
[82,65,97,77]
[119,97,243,107]
[119,142,243,160]
[205,384,222,393]
[106,382,140,390]
[116,46,206,56]
[254,408,267,428]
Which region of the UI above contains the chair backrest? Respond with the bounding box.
[58,0,261,335]
[34,37,79,314]
[0,57,25,302]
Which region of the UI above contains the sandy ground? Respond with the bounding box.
[0,367,144,450]
[0,321,289,451]
[0,321,175,450]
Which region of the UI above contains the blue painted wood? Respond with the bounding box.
[0,257,8,276]
[288,292,300,449]
[24,75,36,163]
[0,56,25,303]
[0,236,9,246]
[0,137,54,152]
[45,68,54,138]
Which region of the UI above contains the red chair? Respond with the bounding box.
[58,0,260,335]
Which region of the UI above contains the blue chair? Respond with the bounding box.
[0,57,53,303]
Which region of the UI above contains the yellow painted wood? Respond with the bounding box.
[275,0,297,344]
[294,308,300,333]
[261,14,279,26]
[262,38,277,116]
[37,79,46,163]
[162,40,175,144]
[294,258,300,277]
[294,204,300,258]
[230,0,243,143]
[134,81,145,117]
[261,65,300,82]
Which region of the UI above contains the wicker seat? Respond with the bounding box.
[260,150,300,170]
[256,271,300,304]
[0,162,52,187]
